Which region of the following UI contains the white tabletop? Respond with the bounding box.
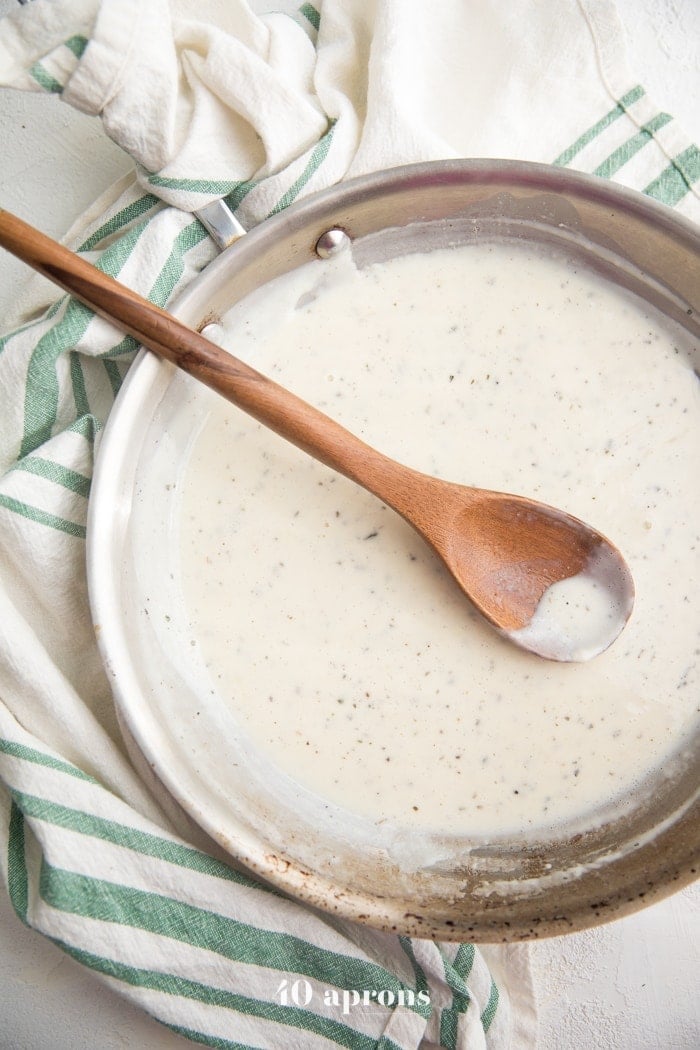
[0,1,698,1047]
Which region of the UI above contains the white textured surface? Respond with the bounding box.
[0,1,698,1048]
[534,885,700,1049]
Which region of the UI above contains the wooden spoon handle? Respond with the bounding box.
[0,208,415,504]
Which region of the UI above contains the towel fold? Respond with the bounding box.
[0,1,697,1047]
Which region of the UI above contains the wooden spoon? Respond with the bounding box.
[0,208,634,661]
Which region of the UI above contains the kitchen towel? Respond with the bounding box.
[0,1,697,1048]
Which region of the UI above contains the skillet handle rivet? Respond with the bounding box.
[315,228,351,258]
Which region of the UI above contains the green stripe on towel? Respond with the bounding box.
[52,940,384,1050]
[12,790,271,889]
[6,803,29,924]
[553,85,645,166]
[593,112,673,178]
[644,144,700,206]
[0,494,86,538]
[11,456,91,498]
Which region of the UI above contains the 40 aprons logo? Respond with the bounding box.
[277,978,431,1015]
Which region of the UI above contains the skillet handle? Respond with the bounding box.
[195,199,247,251]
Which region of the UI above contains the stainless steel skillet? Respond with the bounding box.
[87,159,699,941]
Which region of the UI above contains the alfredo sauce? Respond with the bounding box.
[178,241,699,838]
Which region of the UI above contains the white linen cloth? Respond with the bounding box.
[0,1,697,1047]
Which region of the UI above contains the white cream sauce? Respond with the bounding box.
[508,545,634,662]
[179,240,699,837]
